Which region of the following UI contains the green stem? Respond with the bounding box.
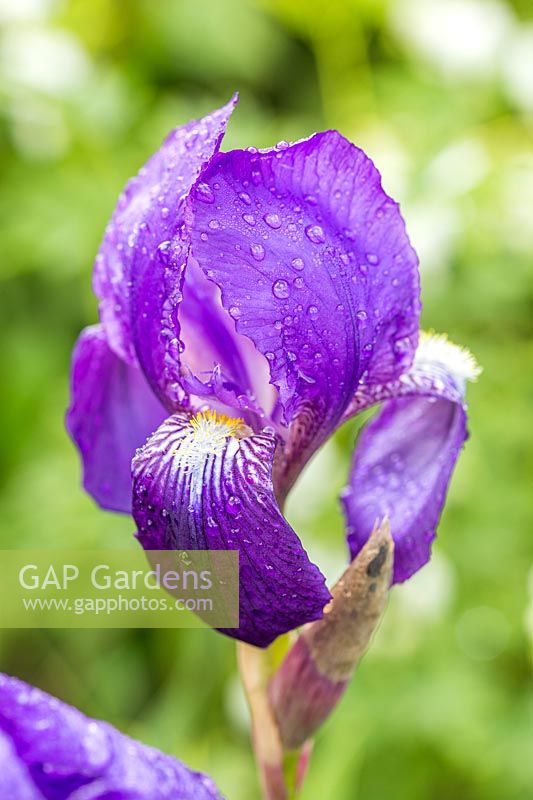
[237,638,312,800]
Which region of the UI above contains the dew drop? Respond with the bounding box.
[250,243,265,261]
[157,240,171,263]
[264,213,282,229]
[195,183,215,204]
[356,310,368,321]
[305,224,325,244]
[243,213,256,226]
[226,495,242,516]
[291,257,305,271]
[366,253,379,265]
[229,306,241,320]
[239,192,252,205]
[307,304,318,316]
[272,279,290,299]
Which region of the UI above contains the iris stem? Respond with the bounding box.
[237,638,309,800]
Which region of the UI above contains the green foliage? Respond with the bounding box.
[0,1,532,797]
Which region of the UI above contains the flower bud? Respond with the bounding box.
[269,520,393,749]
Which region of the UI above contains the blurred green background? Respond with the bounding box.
[0,0,532,798]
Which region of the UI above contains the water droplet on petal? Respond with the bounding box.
[272,279,290,299]
[264,213,281,229]
[250,243,265,261]
[243,213,256,226]
[305,224,325,244]
[308,304,318,316]
[226,495,242,516]
[157,240,171,263]
[291,257,305,271]
[195,182,215,204]
[356,310,368,321]
[366,253,379,265]
[239,192,252,205]
[229,305,241,320]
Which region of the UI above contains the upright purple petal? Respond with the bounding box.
[132,411,330,647]
[0,673,223,800]
[342,332,480,583]
[178,259,276,423]
[66,325,166,512]
[127,98,251,410]
[93,95,237,369]
[187,133,420,492]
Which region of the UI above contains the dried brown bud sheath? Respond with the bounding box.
[268,520,393,750]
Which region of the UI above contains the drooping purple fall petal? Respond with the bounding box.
[187,132,420,492]
[66,325,166,512]
[342,333,480,583]
[0,673,224,800]
[132,410,330,647]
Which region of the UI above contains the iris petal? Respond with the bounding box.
[0,731,44,799]
[66,325,166,512]
[132,411,330,647]
[342,333,478,583]
[0,673,223,799]
[187,132,419,492]
[343,397,467,583]
[93,95,237,383]
[178,259,276,424]
[127,98,259,412]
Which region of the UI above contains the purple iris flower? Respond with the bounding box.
[0,672,222,799]
[67,95,479,648]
